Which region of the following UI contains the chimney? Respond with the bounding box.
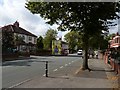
[59,38,62,41]
[13,21,19,27]
[116,32,119,36]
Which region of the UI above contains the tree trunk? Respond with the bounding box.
[81,34,91,71]
[82,45,89,70]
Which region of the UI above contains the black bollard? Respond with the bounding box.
[45,61,48,77]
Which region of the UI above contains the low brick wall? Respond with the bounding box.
[110,59,115,70]
[110,59,120,74]
[115,62,120,74]
[19,52,30,57]
[2,52,30,61]
[2,53,19,61]
[35,50,52,56]
[118,64,120,74]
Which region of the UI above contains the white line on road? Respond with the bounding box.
[43,73,50,76]
[65,64,68,66]
[43,74,46,76]
[7,78,32,89]
[53,69,58,72]
[69,63,71,65]
[72,61,74,63]
[60,66,64,69]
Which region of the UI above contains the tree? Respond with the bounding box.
[37,36,44,50]
[105,33,116,41]
[2,28,14,53]
[88,32,103,50]
[43,29,57,50]
[26,2,120,70]
[99,33,116,50]
[64,31,82,53]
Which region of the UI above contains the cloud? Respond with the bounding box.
[109,18,119,34]
[1,0,118,39]
[0,0,60,37]
[109,25,118,34]
[118,18,120,34]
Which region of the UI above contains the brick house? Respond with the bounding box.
[109,33,120,74]
[1,21,37,53]
[104,33,120,74]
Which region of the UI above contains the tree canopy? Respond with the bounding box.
[26,2,119,33]
[37,36,44,50]
[2,28,14,53]
[64,31,82,53]
[43,29,57,50]
[26,2,120,70]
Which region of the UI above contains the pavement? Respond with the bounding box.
[7,58,120,89]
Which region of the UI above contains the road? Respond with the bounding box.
[2,55,83,88]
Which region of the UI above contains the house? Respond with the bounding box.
[104,32,120,74]
[109,33,120,74]
[1,21,37,53]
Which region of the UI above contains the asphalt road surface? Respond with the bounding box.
[2,55,83,88]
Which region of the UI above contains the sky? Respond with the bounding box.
[0,0,68,39]
[0,0,119,40]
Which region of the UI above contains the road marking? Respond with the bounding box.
[72,61,74,63]
[43,73,50,76]
[53,69,58,72]
[60,66,63,69]
[43,74,46,76]
[65,64,68,66]
[7,78,31,89]
[69,63,71,65]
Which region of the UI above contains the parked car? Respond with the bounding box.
[77,50,83,55]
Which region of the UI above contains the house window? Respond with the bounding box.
[22,35,25,40]
[34,37,36,43]
[29,36,32,41]
[116,38,118,43]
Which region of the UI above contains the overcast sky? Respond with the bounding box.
[0,0,119,39]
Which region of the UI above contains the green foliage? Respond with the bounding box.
[2,29,14,53]
[25,2,120,69]
[26,2,120,49]
[25,2,120,33]
[43,29,57,50]
[37,36,44,50]
[64,31,83,52]
[100,33,116,50]
[105,33,116,41]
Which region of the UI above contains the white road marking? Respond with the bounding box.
[43,74,46,76]
[72,61,74,63]
[60,66,63,69]
[65,64,68,66]
[7,79,31,89]
[69,63,71,65]
[53,69,58,72]
[43,73,50,76]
